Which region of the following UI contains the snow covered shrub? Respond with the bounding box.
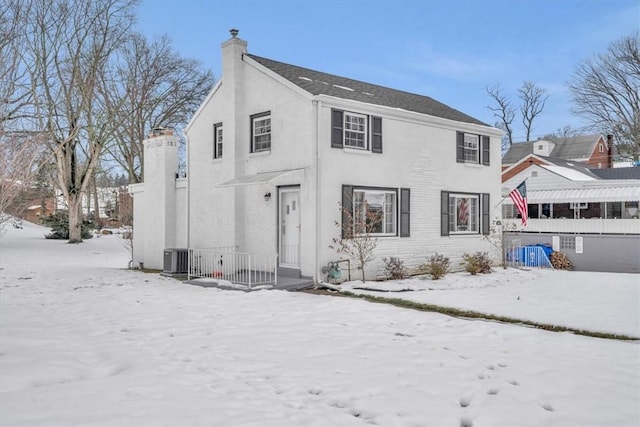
[383,257,407,280]
[462,252,492,275]
[423,253,451,280]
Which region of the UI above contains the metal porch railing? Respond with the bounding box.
[188,247,278,288]
[505,242,554,269]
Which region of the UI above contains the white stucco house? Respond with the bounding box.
[131,30,502,286]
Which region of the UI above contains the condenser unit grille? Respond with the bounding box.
[163,248,189,274]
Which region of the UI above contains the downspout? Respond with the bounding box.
[314,99,321,284]
[185,130,190,250]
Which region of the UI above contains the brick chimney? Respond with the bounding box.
[606,134,614,168]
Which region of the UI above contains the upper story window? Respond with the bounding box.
[250,111,271,153]
[464,134,479,163]
[213,122,223,159]
[599,143,604,153]
[456,132,490,166]
[332,109,382,153]
[344,112,367,149]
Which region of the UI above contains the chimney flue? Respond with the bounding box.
[230,28,239,38]
[606,134,614,168]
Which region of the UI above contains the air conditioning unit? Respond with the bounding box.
[163,248,189,274]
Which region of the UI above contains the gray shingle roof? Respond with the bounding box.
[502,142,534,164]
[550,134,600,159]
[590,167,640,180]
[246,54,488,126]
[502,134,602,164]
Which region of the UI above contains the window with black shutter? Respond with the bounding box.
[340,185,408,237]
[331,109,382,153]
[457,132,490,166]
[442,191,487,235]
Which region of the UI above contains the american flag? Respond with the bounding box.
[458,198,469,225]
[509,181,528,226]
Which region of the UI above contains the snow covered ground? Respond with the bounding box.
[1,220,639,427]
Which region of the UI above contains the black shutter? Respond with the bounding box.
[249,117,254,153]
[400,188,410,237]
[456,132,464,163]
[372,116,382,153]
[482,135,490,166]
[213,123,222,159]
[331,109,344,148]
[213,123,217,159]
[441,191,450,236]
[341,185,353,238]
[482,193,490,235]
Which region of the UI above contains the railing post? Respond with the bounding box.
[248,254,252,289]
[188,249,192,280]
[274,254,278,285]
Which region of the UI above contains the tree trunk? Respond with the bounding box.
[92,175,100,225]
[68,196,83,243]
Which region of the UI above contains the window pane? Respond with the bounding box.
[364,192,384,234]
[385,193,395,234]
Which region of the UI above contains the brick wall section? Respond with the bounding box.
[584,135,612,169]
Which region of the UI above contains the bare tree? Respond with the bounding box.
[541,125,581,141]
[569,32,640,160]
[330,202,382,283]
[486,84,516,148]
[0,132,45,227]
[20,0,137,242]
[101,34,213,183]
[0,1,33,127]
[519,81,549,142]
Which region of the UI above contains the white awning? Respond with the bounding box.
[216,169,305,188]
[506,186,640,204]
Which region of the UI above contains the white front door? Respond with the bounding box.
[279,188,300,268]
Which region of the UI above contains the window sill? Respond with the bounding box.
[249,150,271,158]
[462,162,484,168]
[211,158,223,163]
[448,232,481,236]
[343,147,371,155]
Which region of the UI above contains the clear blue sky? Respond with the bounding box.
[136,0,639,142]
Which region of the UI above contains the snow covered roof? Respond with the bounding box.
[540,165,597,181]
[507,186,640,203]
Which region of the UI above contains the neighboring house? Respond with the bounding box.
[502,134,613,171]
[131,30,502,284]
[23,198,56,224]
[502,156,640,273]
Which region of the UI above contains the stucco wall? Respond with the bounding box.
[314,99,502,281]
[505,232,640,273]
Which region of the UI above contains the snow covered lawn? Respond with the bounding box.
[340,268,640,338]
[1,221,639,426]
